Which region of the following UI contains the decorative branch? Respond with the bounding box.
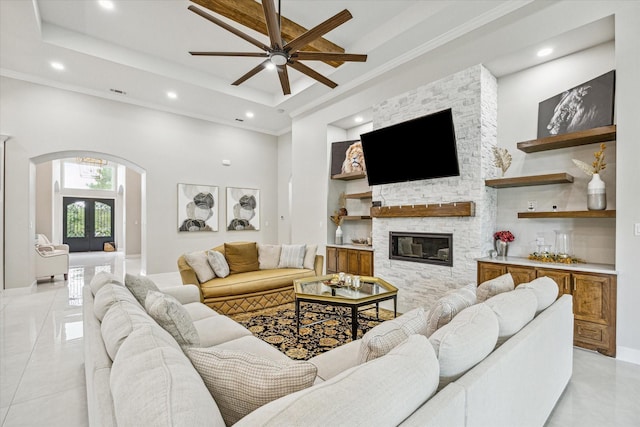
[492,146,512,177]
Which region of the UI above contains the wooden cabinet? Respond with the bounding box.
[477,260,617,357]
[326,247,373,276]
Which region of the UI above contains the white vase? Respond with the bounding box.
[335,225,343,245]
[587,173,606,210]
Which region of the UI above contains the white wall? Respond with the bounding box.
[125,167,142,255]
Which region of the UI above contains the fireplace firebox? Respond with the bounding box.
[389,232,453,267]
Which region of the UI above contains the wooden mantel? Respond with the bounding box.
[370,201,475,218]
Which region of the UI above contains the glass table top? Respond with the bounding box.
[294,275,397,304]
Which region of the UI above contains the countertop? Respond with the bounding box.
[477,256,617,275]
[326,243,374,251]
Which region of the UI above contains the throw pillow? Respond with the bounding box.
[124,273,160,307]
[257,244,282,270]
[89,271,123,296]
[278,244,306,268]
[183,251,216,283]
[303,244,318,270]
[476,273,514,303]
[484,288,537,347]
[516,276,559,314]
[144,290,200,348]
[224,242,259,274]
[206,249,230,278]
[425,283,477,337]
[358,306,428,363]
[187,347,317,426]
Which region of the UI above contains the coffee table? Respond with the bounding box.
[293,275,397,340]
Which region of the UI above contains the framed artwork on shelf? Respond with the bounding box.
[330,140,366,175]
[537,70,615,138]
[226,187,260,231]
[177,183,218,232]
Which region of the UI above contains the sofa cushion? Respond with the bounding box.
[429,303,499,390]
[516,276,559,314]
[278,244,306,268]
[192,315,253,347]
[187,347,317,426]
[94,282,142,321]
[425,283,477,337]
[484,288,537,347]
[224,242,259,274]
[476,273,514,302]
[257,244,282,270]
[235,334,439,427]
[89,271,123,296]
[303,244,318,270]
[111,325,225,427]
[206,250,230,278]
[358,306,428,363]
[124,273,160,307]
[184,250,216,282]
[145,290,200,348]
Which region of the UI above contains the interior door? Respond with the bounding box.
[63,197,115,252]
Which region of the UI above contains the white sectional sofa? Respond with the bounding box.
[83,272,573,427]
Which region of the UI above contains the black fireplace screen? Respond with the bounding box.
[389,232,453,267]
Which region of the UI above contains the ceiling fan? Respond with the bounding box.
[187,0,367,95]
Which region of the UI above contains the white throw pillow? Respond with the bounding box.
[145,290,200,348]
[425,283,477,337]
[516,276,559,314]
[187,347,317,426]
[184,251,216,283]
[476,273,514,303]
[124,273,160,307]
[358,307,428,363]
[429,303,499,390]
[94,282,142,321]
[257,244,282,270]
[206,250,230,278]
[278,244,306,268]
[303,244,318,270]
[484,288,537,347]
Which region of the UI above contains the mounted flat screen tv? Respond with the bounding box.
[360,108,460,186]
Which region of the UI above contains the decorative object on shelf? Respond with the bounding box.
[330,212,344,245]
[226,187,260,230]
[493,230,514,258]
[527,253,585,264]
[177,183,218,232]
[572,143,607,210]
[338,192,348,216]
[335,225,343,245]
[554,230,572,259]
[330,140,365,176]
[491,146,512,177]
[537,70,615,138]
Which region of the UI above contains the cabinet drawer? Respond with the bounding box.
[574,320,611,350]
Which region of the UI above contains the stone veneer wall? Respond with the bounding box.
[371,65,498,313]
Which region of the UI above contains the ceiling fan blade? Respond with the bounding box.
[284,9,352,53]
[189,52,269,58]
[232,59,270,86]
[188,5,270,52]
[288,61,337,89]
[277,65,291,95]
[293,52,367,62]
[261,0,283,49]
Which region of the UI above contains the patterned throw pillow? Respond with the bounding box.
[224,242,259,274]
[124,273,160,307]
[207,250,230,278]
[257,244,282,270]
[278,244,306,268]
[303,244,318,270]
[184,251,216,283]
[358,307,428,363]
[145,290,200,348]
[425,283,477,337]
[476,273,514,303]
[187,347,317,426]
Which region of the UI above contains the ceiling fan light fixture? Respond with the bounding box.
[269,52,288,66]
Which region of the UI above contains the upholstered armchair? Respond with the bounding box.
[35,234,69,281]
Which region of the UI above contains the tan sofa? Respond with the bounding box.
[177,242,323,315]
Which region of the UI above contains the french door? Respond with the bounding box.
[63,197,115,252]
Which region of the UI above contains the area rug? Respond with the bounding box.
[229,302,395,360]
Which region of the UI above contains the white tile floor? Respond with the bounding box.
[1,252,639,426]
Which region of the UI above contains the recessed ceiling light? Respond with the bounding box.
[537,47,553,57]
[50,61,65,71]
[98,0,115,11]
[354,116,363,123]
[167,91,177,99]
[265,63,276,71]
[246,111,254,118]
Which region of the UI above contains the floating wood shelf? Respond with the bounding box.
[516,125,616,153]
[485,173,574,188]
[518,210,616,219]
[344,191,373,199]
[371,201,475,218]
[331,171,366,181]
[341,215,372,221]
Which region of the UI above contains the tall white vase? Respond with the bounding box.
[587,173,606,210]
[335,225,343,245]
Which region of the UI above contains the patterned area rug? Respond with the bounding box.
[229,302,395,360]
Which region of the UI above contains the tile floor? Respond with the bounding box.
[1,252,639,426]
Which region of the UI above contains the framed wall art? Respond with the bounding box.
[226,187,260,231]
[330,139,366,176]
[177,183,218,232]
[537,70,615,138]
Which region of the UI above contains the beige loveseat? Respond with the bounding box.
[84,271,573,427]
[177,242,323,315]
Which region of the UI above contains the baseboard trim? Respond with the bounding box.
[616,346,640,366]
